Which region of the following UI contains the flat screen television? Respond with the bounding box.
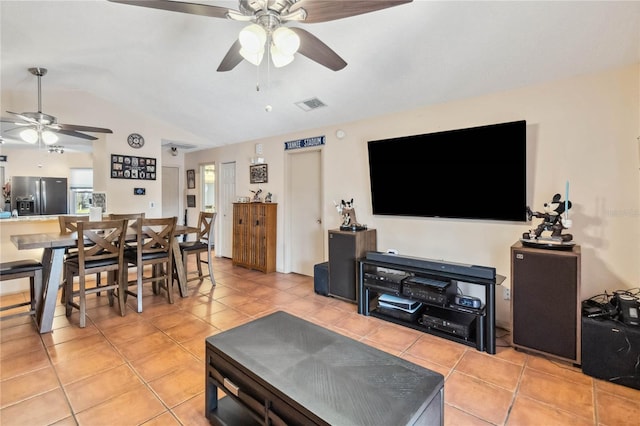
[367,120,527,222]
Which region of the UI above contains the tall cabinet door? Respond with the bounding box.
[511,242,581,364]
[232,203,251,267]
[232,203,277,273]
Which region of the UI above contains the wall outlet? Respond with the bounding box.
[503,287,511,300]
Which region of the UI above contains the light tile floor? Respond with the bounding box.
[1,257,639,425]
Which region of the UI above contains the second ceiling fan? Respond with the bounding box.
[109,0,413,71]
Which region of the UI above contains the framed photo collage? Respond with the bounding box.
[111,154,157,180]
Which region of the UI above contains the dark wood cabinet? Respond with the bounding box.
[511,242,581,364]
[232,203,277,273]
[328,229,377,303]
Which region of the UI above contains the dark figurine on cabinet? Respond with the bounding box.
[335,198,367,231]
[523,193,573,242]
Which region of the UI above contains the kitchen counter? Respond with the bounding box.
[0,215,63,223]
[0,216,62,296]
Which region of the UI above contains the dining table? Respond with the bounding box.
[10,224,199,333]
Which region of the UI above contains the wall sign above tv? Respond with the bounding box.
[367,120,527,222]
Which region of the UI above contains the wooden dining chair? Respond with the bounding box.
[59,215,104,300]
[179,211,216,284]
[108,212,146,252]
[124,216,177,313]
[0,259,43,321]
[63,219,128,328]
[108,212,145,225]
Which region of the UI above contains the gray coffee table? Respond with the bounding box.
[205,311,444,425]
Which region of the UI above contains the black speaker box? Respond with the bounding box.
[314,262,329,296]
[581,316,640,390]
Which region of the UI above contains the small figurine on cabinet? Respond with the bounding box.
[250,188,262,203]
[265,192,273,203]
[335,198,367,231]
[521,193,574,249]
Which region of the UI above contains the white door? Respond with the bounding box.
[288,149,323,276]
[162,166,180,221]
[219,162,236,258]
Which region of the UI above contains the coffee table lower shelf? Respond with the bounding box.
[207,396,260,426]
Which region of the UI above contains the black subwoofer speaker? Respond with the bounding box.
[582,316,640,390]
[328,229,377,303]
[313,262,329,296]
[511,242,581,364]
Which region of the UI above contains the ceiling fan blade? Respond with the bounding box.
[1,116,20,123]
[217,40,244,72]
[292,0,412,23]
[58,123,113,134]
[289,28,347,71]
[5,111,38,125]
[55,129,99,141]
[108,0,232,19]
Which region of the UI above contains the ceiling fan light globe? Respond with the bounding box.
[42,130,59,145]
[240,47,265,66]
[239,24,266,53]
[272,27,300,56]
[270,45,294,68]
[20,128,38,144]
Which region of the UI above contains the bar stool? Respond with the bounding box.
[0,259,43,321]
[180,211,216,284]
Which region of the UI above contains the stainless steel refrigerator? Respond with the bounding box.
[11,176,68,216]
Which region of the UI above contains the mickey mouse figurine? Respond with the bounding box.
[523,193,573,242]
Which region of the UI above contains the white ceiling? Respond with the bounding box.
[1,1,639,152]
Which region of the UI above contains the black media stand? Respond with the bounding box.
[358,252,504,354]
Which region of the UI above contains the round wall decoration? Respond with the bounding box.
[127,133,145,149]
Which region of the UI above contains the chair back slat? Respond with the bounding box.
[108,213,145,227]
[76,220,128,268]
[133,217,177,257]
[59,215,89,233]
[197,212,216,244]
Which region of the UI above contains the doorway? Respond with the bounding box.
[219,162,236,258]
[162,166,180,222]
[287,149,323,276]
[201,164,215,212]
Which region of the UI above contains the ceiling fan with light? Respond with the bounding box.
[109,0,413,71]
[1,67,113,146]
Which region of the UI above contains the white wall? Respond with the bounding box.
[185,64,640,328]
[1,89,209,218]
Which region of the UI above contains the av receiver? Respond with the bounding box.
[402,275,455,306]
[419,306,476,339]
[363,271,408,294]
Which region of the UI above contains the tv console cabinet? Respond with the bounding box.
[358,252,504,354]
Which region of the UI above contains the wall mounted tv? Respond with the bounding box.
[367,120,527,222]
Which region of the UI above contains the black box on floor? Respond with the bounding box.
[314,262,329,296]
[582,316,640,390]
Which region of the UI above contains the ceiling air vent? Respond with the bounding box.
[295,97,327,112]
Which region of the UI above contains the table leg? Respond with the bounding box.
[172,238,187,297]
[36,247,65,334]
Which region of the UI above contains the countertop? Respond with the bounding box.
[0,215,64,224]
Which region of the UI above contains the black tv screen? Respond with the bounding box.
[367,120,527,222]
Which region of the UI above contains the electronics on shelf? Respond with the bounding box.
[419,306,476,339]
[454,295,483,309]
[402,275,455,307]
[362,270,408,294]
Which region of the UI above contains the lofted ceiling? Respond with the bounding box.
[1,1,639,153]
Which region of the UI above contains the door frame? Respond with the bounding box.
[219,161,236,259]
[284,147,324,274]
